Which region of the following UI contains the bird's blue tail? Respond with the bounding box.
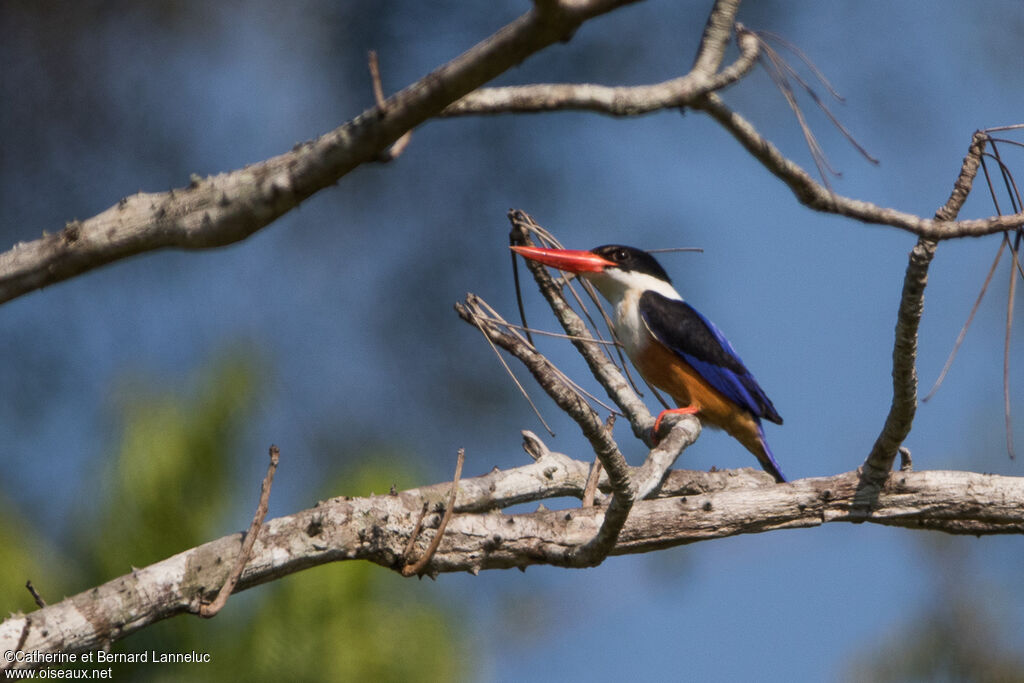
[756,423,787,483]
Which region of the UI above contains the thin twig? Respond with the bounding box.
[511,241,534,346]
[757,41,838,186]
[974,140,1022,459]
[25,581,46,609]
[368,50,387,111]
[402,448,465,577]
[456,295,611,441]
[645,247,704,254]
[467,302,557,436]
[988,136,1024,151]
[757,33,878,165]
[472,292,624,416]
[508,210,655,440]
[402,503,430,559]
[693,92,1024,239]
[989,140,1023,460]
[368,49,413,162]
[1004,242,1018,459]
[199,445,280,618]
[582,457,602,507]
[493,320,621,345]
[923,132,1023,455]
[899,447,913,472]
[754,30,845,101]
[13,619,29,654]
[923,240,1005,402]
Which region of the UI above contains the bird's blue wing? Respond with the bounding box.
[639,291,782,424]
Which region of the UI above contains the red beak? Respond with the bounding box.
[510,245,615,273]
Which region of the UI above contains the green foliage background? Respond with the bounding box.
[1,352,464,681]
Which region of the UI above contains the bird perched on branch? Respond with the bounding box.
[511,243,786,483]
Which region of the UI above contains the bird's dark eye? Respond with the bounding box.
[614,248,628,261]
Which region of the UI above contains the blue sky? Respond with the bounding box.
[2,1,1023,680]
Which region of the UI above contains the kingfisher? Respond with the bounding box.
[511,243,786,483]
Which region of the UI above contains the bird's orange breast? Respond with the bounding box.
[632,338,765,456]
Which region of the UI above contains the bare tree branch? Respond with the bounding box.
[858,238,936,488]
[5,0,1024,667]
[457,293,697,566]
[442,18,758,117]
[691,0,742,76]
[443,40,1024,240]
[692,95,1023,239]
[861,131,988,486]
[0,0,646,307]
[4,461,1023,667]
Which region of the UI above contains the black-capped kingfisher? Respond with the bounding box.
[511,244,787,483]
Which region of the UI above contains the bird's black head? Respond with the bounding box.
[591,244,672,284]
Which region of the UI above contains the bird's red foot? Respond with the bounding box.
[652,406,700,443]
